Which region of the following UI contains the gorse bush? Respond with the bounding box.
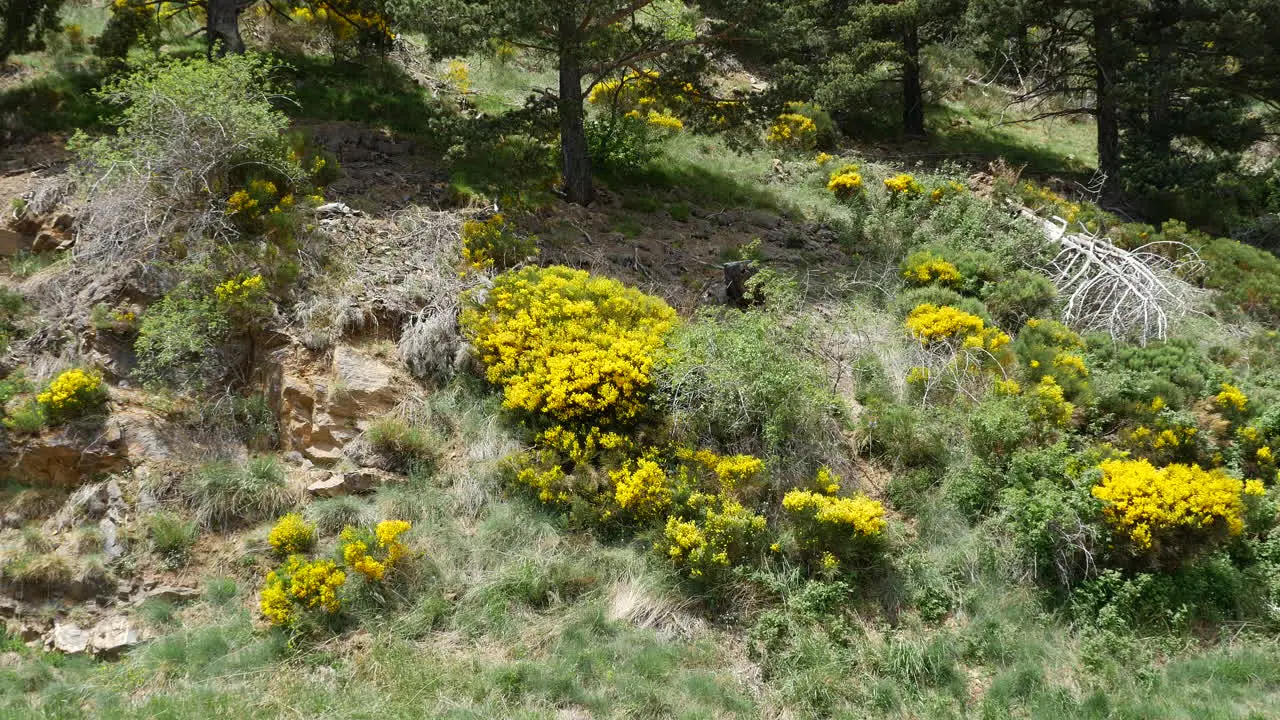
[460,214,536,273]
[339,520,412,582]
[783,467,885,571]
[36,368,104,423]
[1091,459,1259,559]
[134,291,231,389]
[462,265,677,425]
[268,513,316,556]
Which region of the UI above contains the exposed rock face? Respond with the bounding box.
[0,421,127,487]
[306,468,398,497]
[47,616,145,655]
[278,345,407,466]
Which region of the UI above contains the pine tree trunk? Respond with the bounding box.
[902,21,926,137]
[557,15,593,205]
[1094,14,1121,190]
[207,0,246,56]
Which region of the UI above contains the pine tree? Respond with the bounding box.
[411,0,748,205]
[0,0,63,63]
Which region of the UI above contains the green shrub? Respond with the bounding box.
[587,114,667,175]
[2,401,46,434]
[658,308,845,480]
[134,292,230,389]
[983,270,1058,327]
[782,101,837,150]
[968,395,1033,465]
[864,403,950,470]
[305,495,370,535]
[1196,235,1280,324]
[0,287,23,354]
[146,510,199,563]
[1087,338,1225,414]
[182,456,295,530]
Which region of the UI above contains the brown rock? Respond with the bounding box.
[1,422,127,487]
[31,232,62,253]
[0,228,28,256]
[306,473,346,497]
[87,616,142,655]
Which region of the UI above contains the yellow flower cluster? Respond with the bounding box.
[1029,376,1074,427]
[782,489,886,537]
[994,378,1021,395]
[339,520,411,582]
[1052,353,1089,377]
[537,424,628,465]
[884,174,924,196]
[765,113,819,151]
[815,152,834,166]
[36,369,103,418]
[905,304,1009,353]
[214,274,265,305]
[1216,383,1248,412]
[268,513,316,556]
[1092,459,1246,550]
[260,556,346,626]
[678,448,764,494]
[659,496,767,578]
[827,164,863,200]
[929,180,966,203]
[589,69,692,130]
[612,457,672,518]
[290,2,394,42]
[902,251,961,286]
[1020,182,1084,225]
[462,266,677,423]
[461,214,536,273]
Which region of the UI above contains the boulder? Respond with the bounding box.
[306,468,397,497]
[49,623,88,654]
[330,346,400,415]
[87,616,142,655]
[0,228,28,256]
[139,585,201,604]
[31,232,62,253]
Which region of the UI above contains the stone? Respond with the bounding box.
[50,623,88,654]
[51,213,74,232]
[0,228,28,256]
[98,518,123,560]
[307,473,346,497]
[140,585,201,604]
[343,468,398,492]
[31,232,62,253]
[87,615,142,655]
[330,346,400,415]
[3,422,127,488]
[306,468,396,497]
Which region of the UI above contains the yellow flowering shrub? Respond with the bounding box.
[1092,459,1246,554]
[288,0,395,46]
[259,555,346,627]
[612,456,673,518]
[1216,382,1248,413]
[1120,412,1204,466]
[339,520,412,582]
[658,495,767,579]
[462,266,677,424]
[213,274,270,320]
[929,180,967,203]
[782,467,885,566]
[815,152,834,166]
[883,173,924,197]
[902,251,962,287]
[765,112,818,151]
[1029,376,1074,427]
[1013,319,1090,401]
[268,513,316,556]
[827,164,864,200]
[589,69,693,131]
[36,369,105,421]
[460,214,537,273]
[905,304,1009,353]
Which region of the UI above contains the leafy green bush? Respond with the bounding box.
[1087,338,1225,414]
[0,287,23,355]
[864,403,950,471]
[587,114,667,175]
[182,456,295,530]
[1196,235,1280,325]
[70,54,309,263]
[657,308,845,480]
[968,396,1033,465]
[134,292,230,389]
[983,270,1058,327]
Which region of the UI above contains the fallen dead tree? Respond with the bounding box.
[1017,205,1206,345]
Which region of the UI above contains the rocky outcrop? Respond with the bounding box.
[306,467,399,497]
[277,345,408,466]
[47,615,145,656]
[0,421,127,487]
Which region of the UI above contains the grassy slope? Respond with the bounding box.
[5,32,1280,720]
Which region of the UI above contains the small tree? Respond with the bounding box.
[0,0,64,63]
[414,0,749,205]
